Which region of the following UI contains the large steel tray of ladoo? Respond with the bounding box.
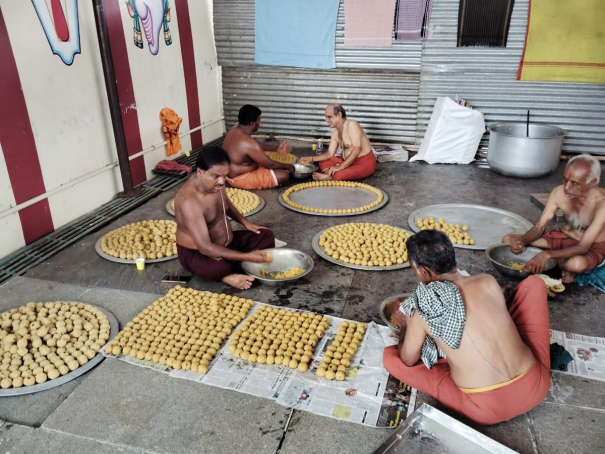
[280,186,388,216]
[0,306,118,396]
[312,226,412,271]
[408,204,533,251]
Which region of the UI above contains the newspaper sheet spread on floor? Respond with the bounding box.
[102,302,416,427]
[550,329,605,382]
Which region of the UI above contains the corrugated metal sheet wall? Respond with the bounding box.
[419,0,605,154]
[214,0,421,142]
[214,0,605,153]
[222,68,419,142]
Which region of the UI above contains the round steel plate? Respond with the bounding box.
[279,186,388,216]
[95,237,177,264]
[311,227,412,271]
[408,204,533,251]
[241,247,314,285]
[0,305,119,396]
[166,197,265,218]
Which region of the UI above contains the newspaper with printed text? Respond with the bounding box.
[550,329,605,382]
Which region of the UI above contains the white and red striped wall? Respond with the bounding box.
[0,0,224,259]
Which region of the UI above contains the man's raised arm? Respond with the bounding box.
[398,311,426,367]
[258,139,291,154]
[511,187,562,253]
[300,130,338,164]
[224,194,266,234]
[247,142,295,173]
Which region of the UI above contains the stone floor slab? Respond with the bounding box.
[529,402,605,454]
[547,373,605,411]
[280,410,392,454]
[77,286,161,329]
[0,276,88,313]
[0,375,88,428]
[44,359,290,454]
[0,422,155,453]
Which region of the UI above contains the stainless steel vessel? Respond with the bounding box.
[291,162,318,179]
[487,123,566,178]
[485,244,556,279]
[241,247,314,286]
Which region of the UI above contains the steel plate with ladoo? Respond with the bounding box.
[408,204,533,250]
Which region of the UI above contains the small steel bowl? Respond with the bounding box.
[292,163,318,179]
[378,293,411,335]
[241,248,314,286]
[485,244,556,279]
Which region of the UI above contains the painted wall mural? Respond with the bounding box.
[32,0,81,65]
[126,0,172,55]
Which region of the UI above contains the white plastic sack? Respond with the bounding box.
[411,97,485,164]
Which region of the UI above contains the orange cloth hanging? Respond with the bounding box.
[160,108,183,156]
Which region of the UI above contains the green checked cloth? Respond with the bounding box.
[399,281,466,369]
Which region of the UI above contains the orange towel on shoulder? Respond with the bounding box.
[160,108,183,156]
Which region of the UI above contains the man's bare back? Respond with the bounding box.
[388,230,551,425]
[222,109,294,184]
[434,274,534,389]
[398,272,534,389]
[223,126,266,177]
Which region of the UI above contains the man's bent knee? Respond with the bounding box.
[274,170,290,184]
[259,228,275,241]
[257,228,276,249]
[561,255,592,274]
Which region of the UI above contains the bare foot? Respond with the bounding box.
[312,172,332,181]
[222,274,255,290]
[561,270,576,284]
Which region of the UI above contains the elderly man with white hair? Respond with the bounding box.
[503,154,605,283]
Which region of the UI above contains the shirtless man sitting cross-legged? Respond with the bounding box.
[503,154,605,283]
[223,104,295,190]
[383,230,550,425]
[300,104,376,181]
[174,146,274,290]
